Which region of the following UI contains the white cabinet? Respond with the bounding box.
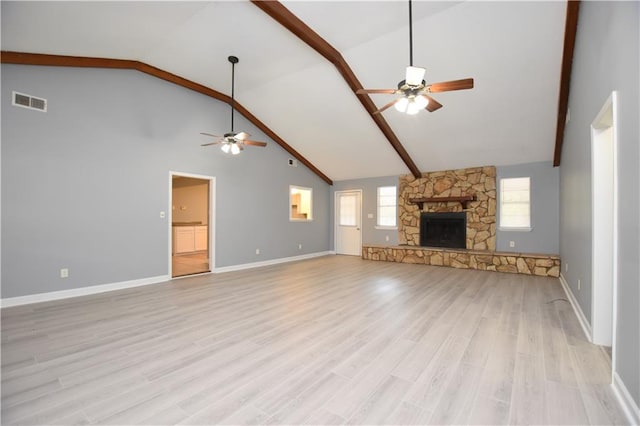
[173,225,208,254]
[194,226,208,251]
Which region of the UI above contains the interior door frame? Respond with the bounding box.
[590,91,618,377]
[334,189,363,256]
[169,171,216,277]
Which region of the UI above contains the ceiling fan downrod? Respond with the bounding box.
[228,55,238,133]
[408,0,413,67]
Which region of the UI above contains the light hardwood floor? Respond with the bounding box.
[172,252,210,278]
[1,255,629,425]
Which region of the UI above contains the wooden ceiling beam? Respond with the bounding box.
[1,51,333,185]
[553,0,580,167]
[252,0,422,179]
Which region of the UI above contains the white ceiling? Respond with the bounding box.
[1,0,567,182]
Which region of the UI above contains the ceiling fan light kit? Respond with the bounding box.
[357,0,474,115]
[405,66,426,86]
[200,56,267,155]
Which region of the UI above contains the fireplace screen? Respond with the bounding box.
[420,212,466,249]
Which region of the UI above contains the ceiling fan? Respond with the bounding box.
[201,56,267,155]
[357,0,474,115]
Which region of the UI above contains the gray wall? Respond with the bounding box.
[330,176,400,249]
[560,1,639,406]
[1,64,330,298]
[496,161,559,254]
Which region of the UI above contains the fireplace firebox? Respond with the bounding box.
[420,212,466,249]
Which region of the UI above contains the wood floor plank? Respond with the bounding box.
[467,395,510,425]
[324,338,415,419]
[508,352,547,425]
[346,375,413,425]
[0,256,627,426]
[545,380,590,425]
[385,401,433,425]
[403,334,469,411]
[427,361,484,425]
[266,373,348,425]
[476,330,518,403]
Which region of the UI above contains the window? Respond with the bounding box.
[290,186,312,221]
[339,193,357,226]
[377,186,397,228]
[499,177,531,230]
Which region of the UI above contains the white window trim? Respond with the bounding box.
[377,186,397,228]
[498,177,532,231]
[498,226,533,232]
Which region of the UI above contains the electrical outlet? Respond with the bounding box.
[578,279,581,290]
[385,235,390,242]
[159,211,166,218]
[255,248,260,255]
[60,268,69,278]
[509,241,515,248]
[298,244,302,250]
[565,263,569,272]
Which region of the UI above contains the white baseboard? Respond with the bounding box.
[613,372,640,425]
[559,275,639,425]
[1,275,170,308]
[0,252,337,308]
[559,273,593,341]
[214,251,335,274]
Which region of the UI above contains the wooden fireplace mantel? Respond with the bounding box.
[408,195,476,210]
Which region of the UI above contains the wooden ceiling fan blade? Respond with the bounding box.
[373,98,400,115]
[356,88,397,95]
[243,140,267,147]
[200,132,221,138]
[424,95,443,112]
[427,78,474,93]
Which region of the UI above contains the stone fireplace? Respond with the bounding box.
[420,212,466,248]
[363,165,560,277]
[399,166,497,251]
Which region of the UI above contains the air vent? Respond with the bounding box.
[288,158,298,167]
[12,91,47,112]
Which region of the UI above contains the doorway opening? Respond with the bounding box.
[170,172,215,278]
[335,190,362,256]
[590,91,618,377]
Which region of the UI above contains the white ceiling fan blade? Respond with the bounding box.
[200,132,220,138]
[405,66,426,86]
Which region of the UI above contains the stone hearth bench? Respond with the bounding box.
[362,244,560,277]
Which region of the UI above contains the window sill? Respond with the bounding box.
[498,226,532,232]
[290,219,314,222]
[375,226,398,230]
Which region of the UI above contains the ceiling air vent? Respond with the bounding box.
[12,91,47,112]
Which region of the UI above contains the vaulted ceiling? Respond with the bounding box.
[1,1,570,183]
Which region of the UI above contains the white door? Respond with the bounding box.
[335,190,362,256]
